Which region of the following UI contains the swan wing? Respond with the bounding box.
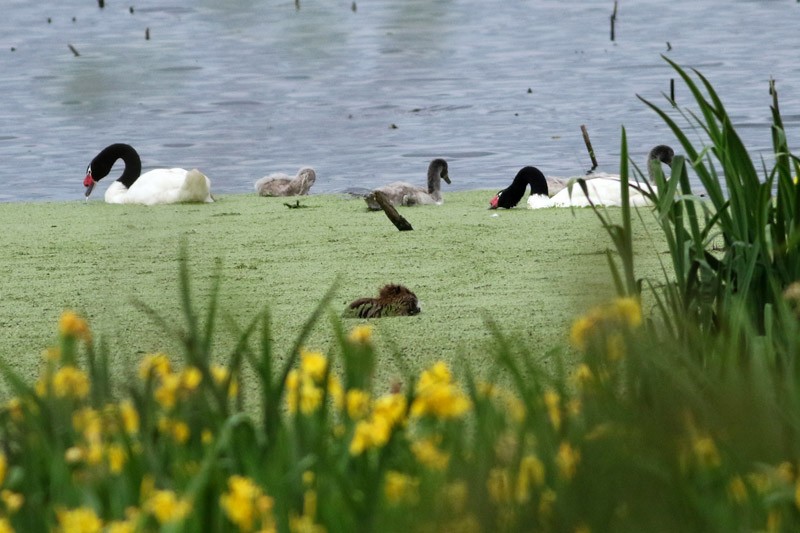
[373,182,423,204]
[545,176,570,197]
[254,175,293,196]
[550,178,653,207]
[583,179,653,207]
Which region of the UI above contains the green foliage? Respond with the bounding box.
[4,261,800,532]
[601,57,800,340]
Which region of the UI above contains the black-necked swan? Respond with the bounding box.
[254,167,316,197]
[342,284,421,318]
[488,145,674,209]
[365,158,451,210]
[83,143,213,205]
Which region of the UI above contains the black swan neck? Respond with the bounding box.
[91,144,142,187]
[525,167,549,196]
[497,166,547,208]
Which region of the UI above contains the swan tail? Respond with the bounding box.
[181,169,213,203]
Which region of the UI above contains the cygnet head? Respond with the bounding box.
[429,159,451,186]
[297,167,317,191]
[649,145,674,167]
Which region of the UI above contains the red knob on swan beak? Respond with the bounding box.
[489,194,500,209]
[83,172,96,198]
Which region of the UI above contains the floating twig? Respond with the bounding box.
[68,44,80,57]
[580,124,598,171]
[145,28,150,40]
[666,41,672,51]
[351,2,357,12]
[373,191,413,231]
[610,1,618,41]
[283,200,308,209]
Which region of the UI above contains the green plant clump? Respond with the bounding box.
[595,57,800,343]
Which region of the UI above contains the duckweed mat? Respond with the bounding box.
[0,191,668,391]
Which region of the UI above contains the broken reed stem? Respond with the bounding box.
[770,78,780,116]
[581,125,598,170]
[373,191,413,231]
[68,44,80,57]
[610,1,618,41]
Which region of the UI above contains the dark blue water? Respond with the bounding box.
[2,0,800,202]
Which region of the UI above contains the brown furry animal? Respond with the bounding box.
[342,284,421,318]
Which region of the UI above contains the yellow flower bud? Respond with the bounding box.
[348,324,374,344]
[58,310,91,342]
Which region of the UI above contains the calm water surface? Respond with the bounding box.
[2,0,800,202]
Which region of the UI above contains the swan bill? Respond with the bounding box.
[83,174,96,198]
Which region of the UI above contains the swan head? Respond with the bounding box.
[83,153,115,197]
[489,166,548,209]
[488,190,505,209]
[649,145,674,167]
[297,167,317,192]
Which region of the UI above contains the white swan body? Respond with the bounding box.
[528,178,654,209]
[490,171,623,208]
[84,144,213,206]
[105,168,212,205]
[365,159,450,210]
[254,168,316,197]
